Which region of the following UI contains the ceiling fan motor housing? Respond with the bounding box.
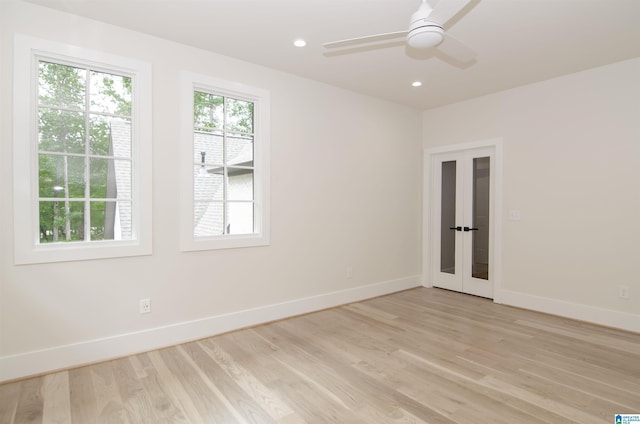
[407,1,444,49]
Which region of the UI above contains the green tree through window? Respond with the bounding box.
[38,61,132,243]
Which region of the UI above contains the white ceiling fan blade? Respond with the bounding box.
[437,33,477,62]
[323,31,408,49]
[429,0,472,26]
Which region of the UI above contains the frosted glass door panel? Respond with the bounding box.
[441,161,456,274]
[472,157,490,280]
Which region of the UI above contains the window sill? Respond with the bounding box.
[14,239,152,265]
[180,232,270,252]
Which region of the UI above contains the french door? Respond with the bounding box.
[432,147,494,298]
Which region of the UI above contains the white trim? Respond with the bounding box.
[424,139,502,155]
[422,138,503,300]
[499,290,640,334]
[0,275,420,382]
[492,141,504,302]
[422,149,433,287]
[12,34,152,264]
[179,71,270,251]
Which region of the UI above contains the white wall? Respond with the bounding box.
[0,1,422,381]
[422,58,640,331]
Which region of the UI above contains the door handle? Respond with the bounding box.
[463,226,479,232]
[449,226,462,231]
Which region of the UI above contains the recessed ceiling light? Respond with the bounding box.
[412,81,423,87]
[293,39,307,47]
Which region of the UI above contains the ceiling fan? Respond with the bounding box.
[323,0,477,62]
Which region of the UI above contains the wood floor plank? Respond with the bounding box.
[12,377,44,424]
[185,340,283,423]
[156,346,236,422]
[0,377,20,423]
[40,372,71,424]
[124,353,191,424]
[90,361,131,423]
[250,324,369,423]
[1,287,639,423]
[355,344,544,424]
[256,319,458,423]
[145,350,206,423]
[177,343,262,422]
[68,365,99,423]
[200,339,296,420]
[516,318,640,354]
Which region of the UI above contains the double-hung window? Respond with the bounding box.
[180,72,270,250]
[13,35,152,264]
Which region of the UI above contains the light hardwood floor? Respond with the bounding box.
[1,287,639,423]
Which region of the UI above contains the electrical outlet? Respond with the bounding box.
[346,266,353,279]
[139,298,151,314]
[618,286,629,299]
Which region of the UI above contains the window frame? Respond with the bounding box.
[179,71,270,251]
[13,34,152,264]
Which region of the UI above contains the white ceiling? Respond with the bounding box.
[24,0,640,110]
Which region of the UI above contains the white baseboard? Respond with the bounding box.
[0,275,421,383]
[498,289,640,333]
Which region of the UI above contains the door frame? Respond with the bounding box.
[422,138,504,302]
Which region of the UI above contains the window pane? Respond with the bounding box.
[90,71,131,115]
[194,131,223,165]
[194,166,224,201]
[38,109,85,154]
[108,119,132,158]
[91,200,132,241]
[228,202,254,235]
[194,92,223,130]
[194,202,224,237]
[228,169,253,201]
[39,200,85,243]
[90,115,111,156]
[227,134,253,166]
[38,61,86,110]
[38,154,58,197]
[91,158,131,199]
[89,158,108,198]
[226,98,253,133]
[91,116,131,157]
[38,155,85,198]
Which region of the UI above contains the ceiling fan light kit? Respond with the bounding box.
[407,25,444,49]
